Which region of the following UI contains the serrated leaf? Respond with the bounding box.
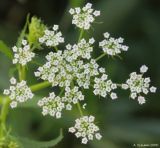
[0,40,13,59]
[11,129,63,148]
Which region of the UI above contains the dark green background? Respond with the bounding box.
[0,0,160,147]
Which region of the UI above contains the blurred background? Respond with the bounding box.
[0,0,160,147]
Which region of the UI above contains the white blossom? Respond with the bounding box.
[138,96,146,105]
[99,32,128,56]
[66,38,94,59]
[140,65,148,73]
[35,51,73,88]
[38,92,65,118]
[35,49,100,89]
[69,115,102,144]
[62,86,84,110]
[69,3,100,30]
[122,66,156,104]
[150,86,157,93]
[75,59,99,89]
[93,74,117,99]
[12,40,35,65]
[3,77,34,108]
[39,25,64,47]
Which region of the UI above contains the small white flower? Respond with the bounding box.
[93,75,117,99]
[69,115,101,144]
[67,38,94,60]
[140,65,148,73]
[123,66,156,104]
[3,77,34,108]
[121,84,129,89]
[110,92,117,100]
[10,101,17,108]
[150,86,156,93]
[130,93,137,99]
[138,96,146,105]
[69,127,76,133]
[69,8,75,15]
[52,25,59,31]
[95,133,102,140]
[89,37,95,44]
[39,25,64,47]
[3,89,10,95]
[103,32,110,38]
[82,137,88,144]
[93,10,100,16]
[62,86,84,109]
[99,32,128,56]
[69,3,100,30]
[22,39,27,45]
[10,77,16,85]
[12,40,35,66]
[38,92,65,118]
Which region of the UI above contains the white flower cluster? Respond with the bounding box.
[66,38,95,59]
[99,32,128,56]
[3,77,34,108]
[122,65,156,104]
[35,49,100,89]
[12,40,35,65]
[38,87,84,118]
[38,92,65,118]
[62,87,84,110]
[93,74,117,99]
[69,115,102,144]
[35,51,73,87]
[75,59,99,89]
[69,3,100,30]
[39,25,64,47]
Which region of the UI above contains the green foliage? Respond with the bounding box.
[0,0,160,148]
[27,16,46,48]
[69,0,85,7]
[0,136,19,148]
[0,40,13,59]
[16,14,30,48]
[11,129,63,148]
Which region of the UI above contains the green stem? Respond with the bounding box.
[95,53,107,61]
[75,28,85,116]
[77,102,83,117]
[78,29,84,42]
[30,81,51,92]
[71,81,84,117]
[54,46,58,52]
[22,66,26,80]
[59,87,65,97]
[18,65,26,81]
[0,97,10,138]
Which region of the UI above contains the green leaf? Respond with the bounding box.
[11,129,63,148]
[16,14,30,47]
[69,0,85,7]
[0,40,13,59]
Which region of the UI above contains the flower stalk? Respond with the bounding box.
[78,29,84,42]
[0,97,10,139]
[95,53,107,61]
[76,102,83,117]
[30,81,51,92]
